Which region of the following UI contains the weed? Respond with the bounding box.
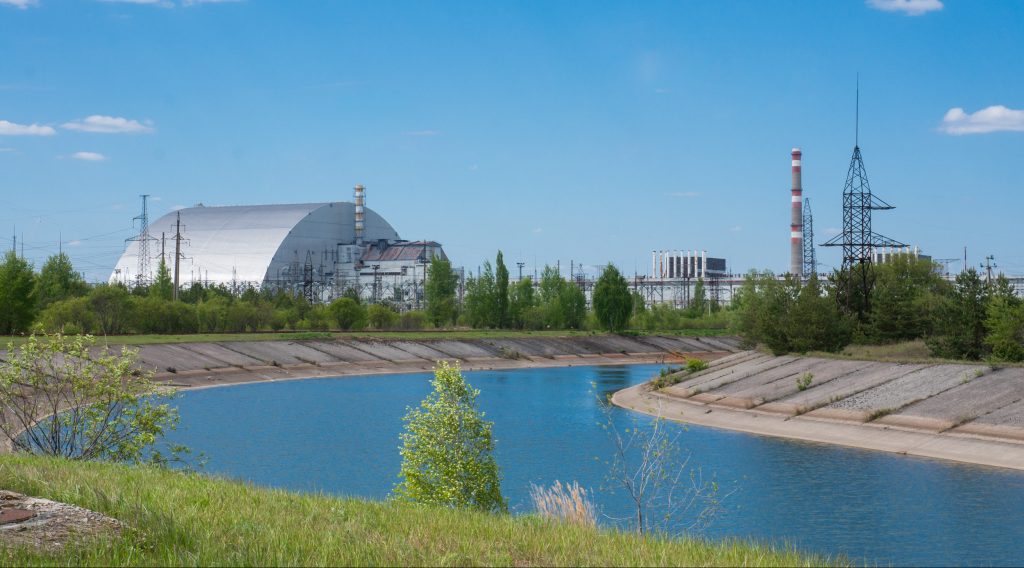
[796,372,813,391]
[686,359,710,373]
[868,408,894,421]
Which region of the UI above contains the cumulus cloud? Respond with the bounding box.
[62,115,154,134]
[72,151,107,161]
[866,0,942,16]
[0,0,38,8]
[0,120,56,136]
[940,105,1024,135]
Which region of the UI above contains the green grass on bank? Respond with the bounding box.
[804,339,1023,367]
[0,455,828,567]
[0,328,733,348]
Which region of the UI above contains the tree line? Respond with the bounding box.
[734,255,1024,361]
[0,250,728,336]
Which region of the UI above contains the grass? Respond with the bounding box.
[0,454,830,567]
[804,340,1018,367]
[1,328,734,348]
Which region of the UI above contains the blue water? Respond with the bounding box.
[165,364,1024,565]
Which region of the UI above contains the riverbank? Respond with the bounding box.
[136,334,741,391]
[0,454,827,566]
[612,351,1024,471]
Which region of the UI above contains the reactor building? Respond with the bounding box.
[110,185,447,305]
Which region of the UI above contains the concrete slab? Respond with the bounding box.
[180,343,264,367]
[305,341,386,362]
[880,368,1024,430]
[972,392,1024,428]
[828,364,983,413]
[341,341,426,362]
[424,340,499,360]
[387,341,457,362]
[773,362,925,415]
[663,354,795,396]
[217,342,309,366]
[136,344,229,372]
[707,358,824,409]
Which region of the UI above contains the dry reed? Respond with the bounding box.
[529,480,596,527]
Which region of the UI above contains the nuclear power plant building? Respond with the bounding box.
[110,186,447,305]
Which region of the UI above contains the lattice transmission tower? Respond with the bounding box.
[126,194,158,287]
[822,81,904,310]
[802,197,817,277]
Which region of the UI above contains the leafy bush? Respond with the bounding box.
[394,361,506,513]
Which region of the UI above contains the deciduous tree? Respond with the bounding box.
[593,263,631,331]
[394,361,506,512]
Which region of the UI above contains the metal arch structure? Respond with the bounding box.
[110,202,400,288]
[802,197,817,277]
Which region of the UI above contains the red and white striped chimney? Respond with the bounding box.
[790,148,803,278]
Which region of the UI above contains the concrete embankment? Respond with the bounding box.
[128,335,741,390]
[612,351,1024,471]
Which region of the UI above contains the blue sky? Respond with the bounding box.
[1,0,1022,281]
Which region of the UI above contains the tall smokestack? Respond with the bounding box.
[790,148,803,278]
[354,184,365,246]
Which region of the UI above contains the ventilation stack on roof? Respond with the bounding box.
[354,184,366,246]
[790,148,803,278]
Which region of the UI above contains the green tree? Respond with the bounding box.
[88,284,133,335]
[425,256,458,327]
[394,361,506,512]
[0,251,37,334]
[688,278,708,317]
[367,303,400,329]
[556,283,587,329]
[328,297,367,330]
[593,263,632,331]
[34,252,88,311]
[494,251,510,328]
[733,270,798,353]
[984,276,1024,362]
[150,258,174,301]
[463,262,497,328]
[867,256,945,342]
[0,333,185,464]
[508,277,536,329]
[927,268,989,360]
[785,274,852,353]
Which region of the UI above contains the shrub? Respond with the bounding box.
[367,304,400,330]
[394,361,506,513]
[0,333,186,464]
[796,372,813,391]
[686,358,709,373]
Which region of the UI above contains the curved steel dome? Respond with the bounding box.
[110,202,400,286]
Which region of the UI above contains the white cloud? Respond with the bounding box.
[532,228,543,234]
[866,0,942,16]
[62,115,154,134]
[68,240,82,246]
[403,130,439,137]
[940,105,1024,135]
[0,0,37,9]
[72,151,107,161]
[0,147,14,152]
[825,227,842,236]
[730,226,742,233]
[666,191,700,198]
[171,205,186,211]
[0,120,56,136]
[654,88,671,94]
[182,0,244,5]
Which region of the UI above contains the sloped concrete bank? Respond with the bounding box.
[136,335,741,391]
[612,351,1024,471]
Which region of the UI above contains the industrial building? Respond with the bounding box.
[110,185,448,306]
